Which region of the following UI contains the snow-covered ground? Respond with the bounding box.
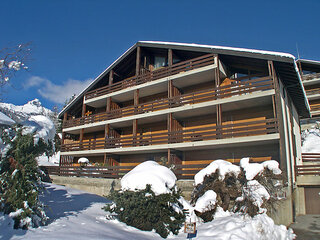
[301,127,320,153]
[36,152,60,166]
[0,183,295,240]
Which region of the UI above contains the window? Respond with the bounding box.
[154,56,166,69]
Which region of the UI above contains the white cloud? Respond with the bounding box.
[25,76,92,104]
[23,76,46,88]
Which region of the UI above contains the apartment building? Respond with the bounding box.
[58,42,309,181]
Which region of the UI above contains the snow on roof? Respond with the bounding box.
[297,58,320,65]
[0,111,15,126]
[139,41,296,59]
[59,41,306,118]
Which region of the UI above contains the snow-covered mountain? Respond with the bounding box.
[0,99,58,165]
[0,99,53,123]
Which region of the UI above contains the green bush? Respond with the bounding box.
[104,185,186,238]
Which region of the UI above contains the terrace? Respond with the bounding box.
[61,118,279,153]
[63,75,274,129]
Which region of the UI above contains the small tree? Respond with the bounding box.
[0,129,48,229]
[0,43,31,99]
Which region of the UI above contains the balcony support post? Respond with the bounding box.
[268,60,287,173]
[215,54,222,139]
[106,97,111,112]
[168,49,173,66]
[168,113,173,143]
[136,46,141,76]
[61,112,67,146]
[109,70,114,85]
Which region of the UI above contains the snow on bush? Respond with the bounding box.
[121,161,177,195]
[194,159,241,185]
[105,161,185,238]
[194,190,217,213]
[192,158,284,220]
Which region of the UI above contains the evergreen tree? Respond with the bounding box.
[0,129,48,229]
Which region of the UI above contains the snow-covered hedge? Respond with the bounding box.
[104,161,185,238]
[191,158,285,220]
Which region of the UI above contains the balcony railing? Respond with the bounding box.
[295,153,320,176]
[63,76,274,128]
[85,53,215,100]
[305,88,320,97]
[302,73,320,81]
[61,118,278,152]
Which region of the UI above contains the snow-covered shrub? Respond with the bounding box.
[0,130,49,229]
[104,161,186,238]
[191,158,285,221]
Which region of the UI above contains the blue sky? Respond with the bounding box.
[0,0,319,111]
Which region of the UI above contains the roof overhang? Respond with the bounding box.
[58,41,310,119]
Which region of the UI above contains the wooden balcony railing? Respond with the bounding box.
[42,159,274,180]
[305,88,320,96]
[295,153,320,176]
[41,164,210,180]
[85,53,215,100]
[302,73,320,81]
[61,118,278,152]
[63,76,273,128]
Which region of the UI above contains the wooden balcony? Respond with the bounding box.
[63,76,274,129]
[296,153,320,177]
[61,118,278,152]
[302,73,320,82]
[85,53,215,100]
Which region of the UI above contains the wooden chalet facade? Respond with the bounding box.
[58,41,309,184]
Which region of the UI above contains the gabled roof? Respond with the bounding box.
[59,41,310,118]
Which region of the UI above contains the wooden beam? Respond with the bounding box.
[215,54,222,138]
[168,49,173,66]
[268,60,287,173]
[61,112,68,145]
[81,98,86,117]
[136,46,141,76]
[109,70,114,85]
[80,129,84,142]
[106,97,111,112]
[168,80,173,98]
[134,89,139,105]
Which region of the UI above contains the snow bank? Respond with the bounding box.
[121,161,177,195]
[302,128,320,153]
[196,207,295,240]
[37,152,60,166]
[194,160,241,185]
[0,111,15,126]
[22,115,55,143]
[0,183,295,240]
